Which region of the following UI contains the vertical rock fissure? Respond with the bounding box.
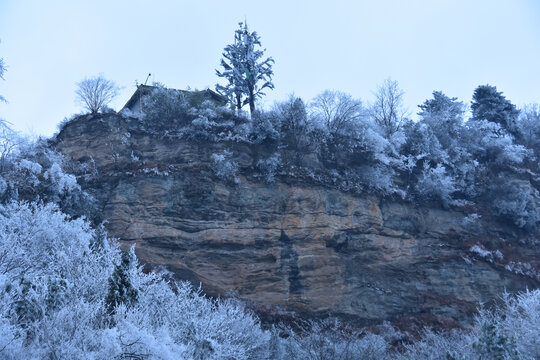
[279,230,302,296]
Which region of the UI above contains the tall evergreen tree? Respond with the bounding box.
[216,22,274,114]
[105,248,138,317]
[471,85,519,134]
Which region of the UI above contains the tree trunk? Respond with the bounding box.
[248,86,255,114]
[236,93,242,112]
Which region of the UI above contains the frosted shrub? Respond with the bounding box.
[466,120,531,167]
[189,115,220,141]
[251,110,281,144]
[400,290,540,359]
[44,162,80,195]
[497,289,540,357]
[355,164,398,196]
[415,163,457,206]
[469,244,503,262]
[184,101,246,142]
[491,182,539,228]
[256,153,280,183]
[17,159,42,175]
[211,151,239,184]
[398,329,475,360]
[505,261,540,280]
[144,85,189,128]
[280,319,395,360]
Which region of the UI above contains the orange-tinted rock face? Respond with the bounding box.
[55,114,539,327]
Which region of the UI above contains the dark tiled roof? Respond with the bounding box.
[121,85,227,112]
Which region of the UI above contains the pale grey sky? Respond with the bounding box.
[0,0,539,136]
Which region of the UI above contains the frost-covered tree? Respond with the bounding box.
[417,91,466,151]
[211,150,239,184]
[76,75,119,114]
[491,181,540,228]
[277,96,312,155]
[105,248,138,317]
[216,22,274,114]
[471,85,519,134]
[516,104,540,154]
[310,90,366,137]
[370,79,408,137]
[415,163,457,207]
[0,40,6,103]
[465,119,530,168]
[0,120,18,173]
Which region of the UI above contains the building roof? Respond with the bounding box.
[121,85,227,113]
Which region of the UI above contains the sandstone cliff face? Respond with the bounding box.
[54,114,539,328]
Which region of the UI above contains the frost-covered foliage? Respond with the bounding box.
[250,110,281,144]
[186,100,241,141]
[133,85,253,142]
[0,42,7,103]
[415,163,457,206]
[256,153,280,183]
[516,104,540,163]
[211,151,239,184]
[0,201,270,359]
[491,182,540,228]
[143,84,189,128]
[465,119,531,167]
[0,120,19,173]
[402,92,477,203]
[469,244,503,262]
[398,289,540,360]
[310,90,366,137]
[272,290,540,360]
[471,84,520,134]
[274,320,397,360]
[275,96,316,157]
[0,128,96,219]
[370,79,408,137]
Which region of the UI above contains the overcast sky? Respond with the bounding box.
[0,0,539,136]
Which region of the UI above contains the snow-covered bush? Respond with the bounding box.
[144,85,189,129]
[276,96,314,155]
[277,319,397,360]
[44,162,80,195]
[251,110,281,144]
[256,153,280,183]
[469,244,503,263]
[355,164,398,196]
[415,163,457,206]
[465,120,531,167]
[491,182,540,228]
[505,261,540,280]
[516,104,540,155]
[399,289,540,359]
[211,151,239,184]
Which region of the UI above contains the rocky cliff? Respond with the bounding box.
[54,114,540,329]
